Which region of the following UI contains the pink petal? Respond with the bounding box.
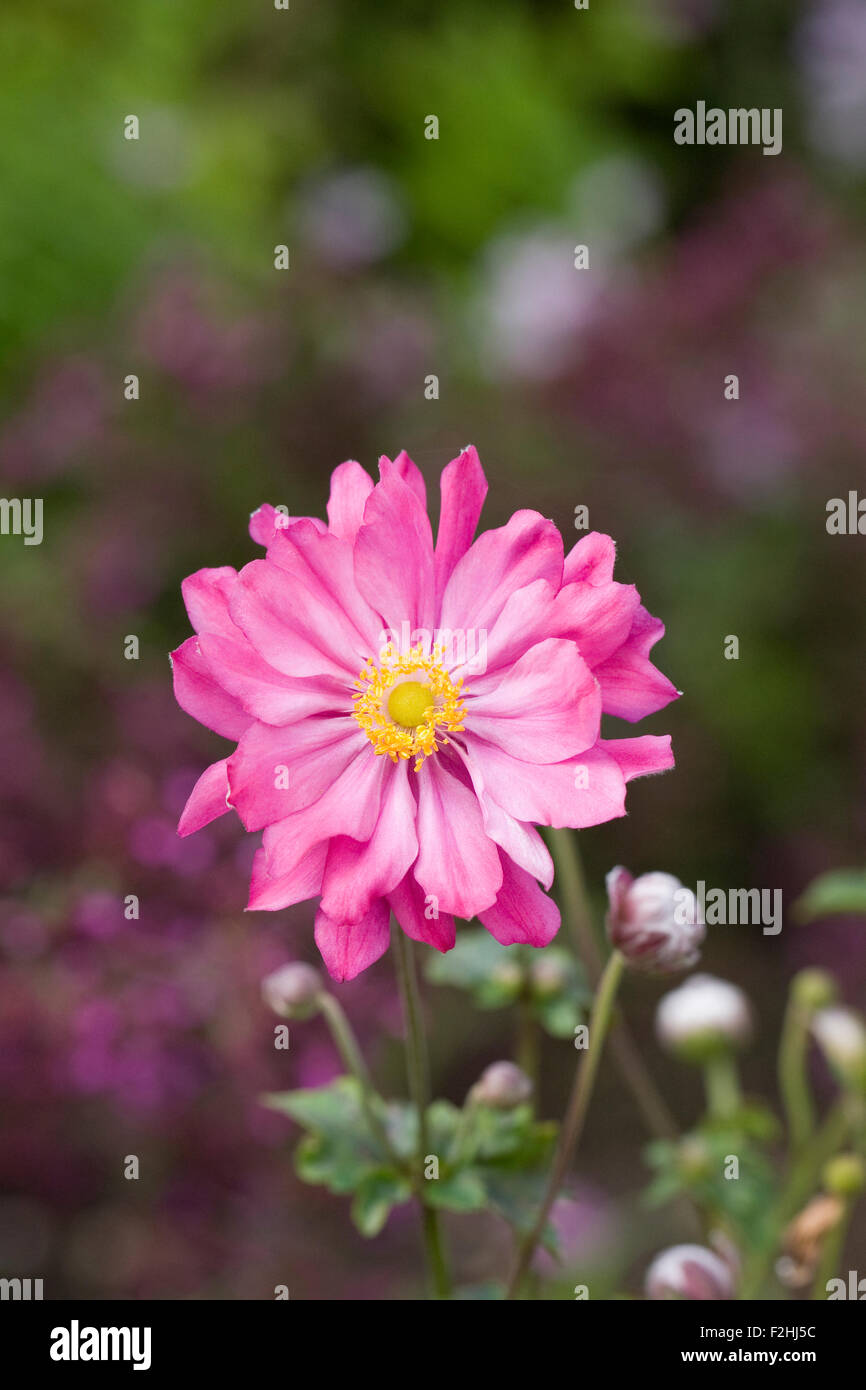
[387,872,456,952]
[479,853,561,948]
[197,632,347,726]
[464,734,673,830]
[247,843,327,911]
[439,510,563,634]
[249,505,327,547]
[594,607,679,720]
[227,718,366,831]
[434,446,488,602]
[464,578,555,677]
[230,555,370,682]
[354,471,436,632]
[462,739,629,829]
[550,579,640,669]
[178,758,231,836]
[326,460,375,540]
[413,756,502,918]
[380,450,427,510]
[563,531,616,586]
[601,733,675,781]
[465,638,601,762]
[181,567,240,638]
[170,637,252,740]
[320,759,419,922]
[457,748,554,887]
[314,898,391,981]
[262,745,388,879]
[266,520,383,655]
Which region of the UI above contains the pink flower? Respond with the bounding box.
[171,449,677,980]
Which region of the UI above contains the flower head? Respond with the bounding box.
[172,448,677,979]
[469,1060,533,1110]
[811,1006,866,1089]
[656,974,752,1061]
[261,962,323,1019]
[645,1243,735,1301]
[605,867,703,973]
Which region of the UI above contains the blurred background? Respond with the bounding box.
[1,0,864,1298]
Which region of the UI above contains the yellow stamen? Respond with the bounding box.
[353,642,466,770]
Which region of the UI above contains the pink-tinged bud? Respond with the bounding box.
[645,1244,735,1301]
[605,867,704,973]
[469,1061,533,1110]
[261,962,323,1020]
[656,974,752,1061]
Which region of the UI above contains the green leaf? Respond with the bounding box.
[263,1076,366,1139]
[351,1169,412,1236]
[533,992,583,1038]
[294,1132,374,1196]
[796,869,866,921]
[425,929,525,1006]
[425,1168,488,1212]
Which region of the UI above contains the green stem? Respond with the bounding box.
[704,1052,741,1122]
[546,827,679,1142]
[516,991,541,1100]
[547,826,604,976]
[505,950,626,1299]
[779,997,815,1154]
[318,993,401,1168]
[740,1099,851,1298]
[393,927,451,1300]
[810,1201,852,1301]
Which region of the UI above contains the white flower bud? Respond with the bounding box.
[645,1244,735,1301]
[605,867,704,974]
[655,974,752,1061]
[469,1061,533,1110]
[261,962,323,1019]
[811,1007,866,1089]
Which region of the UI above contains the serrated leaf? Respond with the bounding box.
[425,1168,488,1212]
[351,1169,412,1236]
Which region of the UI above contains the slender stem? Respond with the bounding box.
[393,926,451,1299]
[779,997,815,1154]
[740,1099,851,1298]
[516,992,541,1100]
[546,827,679,1142]
[547,827,604,976]
[506,950,625,1299]
[810,1201,851,1301]
[704,1053,741,1122]
[318,993,401,1167]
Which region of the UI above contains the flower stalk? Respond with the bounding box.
[506,948,625,1299]
[393,926,451,1299]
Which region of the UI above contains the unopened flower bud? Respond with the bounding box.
[605,867,704,974]
[677,1136,712,1181]
[645,1244,735,1301]
[811,1006,866,1090]
[822,1154,865,1199]
[491,961,524,994]
[469,1061,533,1110]
[531,955,569,998]
[656,974,752,1062]
[791,968,836,1012]
[261,962,323,1019]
